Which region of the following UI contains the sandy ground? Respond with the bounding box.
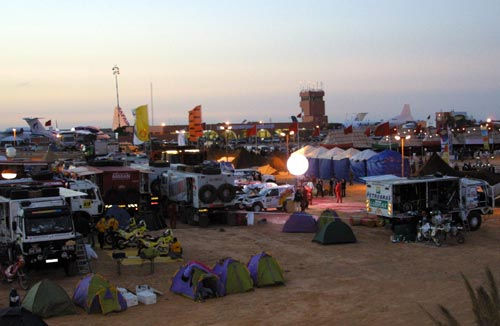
[1,184,500,326]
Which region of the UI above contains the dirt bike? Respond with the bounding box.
[105,221,148,247]
[136,229,174,256]
[417,211,464,246]
[1,255,29,290]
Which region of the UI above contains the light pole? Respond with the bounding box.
[395,134,411,177]
[112,65,121,129]
[220,122,232,162]
[12,128,16,147]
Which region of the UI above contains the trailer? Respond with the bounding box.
[365,174,494,231]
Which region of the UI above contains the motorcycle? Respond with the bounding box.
[136,229,174,256]
[105,221,148,248]
[417,211,465,246]
[1,255,29,290]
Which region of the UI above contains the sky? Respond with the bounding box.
[1,0,499,129]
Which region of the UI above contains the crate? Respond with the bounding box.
[137,291,156,305]
[123,292,138,307]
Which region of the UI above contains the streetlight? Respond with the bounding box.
[112,65,121,128]
[395,134,411,177]
[220,122,232,162]
[12,128,16,147]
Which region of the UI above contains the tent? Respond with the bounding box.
[291,145,316,157]
[282,212,317,233]
[366,149,409,177]
[350,149,377,182]
[212,258,254,296]
[73,274,127,315]
[313,220,357,245]
[317,209,339,230]
[258,164,277,176]
[418,153,460,177]
[305,147,328,177]
[0,307,47,326]
[105,206,131,229]
[317,147,344,179]
[247,252,285,287]
[332,155,351,180]
[170,261,221,300]
[22,279,77,318]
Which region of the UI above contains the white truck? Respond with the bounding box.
[0,185,86,275]
[160,164,237,226]
[241,184,295,212]
[365,175,494,231]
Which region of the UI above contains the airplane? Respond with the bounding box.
[23,118,60,143]
[23,118,110,144]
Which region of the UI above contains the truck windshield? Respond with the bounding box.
[24,215,73,236]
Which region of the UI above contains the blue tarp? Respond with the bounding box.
[350,159,368,182]
[333,158,350,180]
[366,150,410,177]
[318,159,333,179]
[307,158,320,178]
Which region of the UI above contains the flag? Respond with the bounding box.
[188,105,203,142]
[374,122,390,136]
[132,105,149,145]
[313,126,320,137]
[427,115,431,120]
[288,122,298,134]
[297,112,302,118]
[364,127,371,137]
[247,124,257,137]
[291,116,298,123]
[45,120,51,127]
[344,125,353,134]
[112,106,130,130]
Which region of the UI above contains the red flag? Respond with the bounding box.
[364,127,371,137]
[297,112,302,118]
[374,122,390,136]
[343,125,353,134]
[45,120,51,127]
[247,124,257,137]
[415,124,421,134]
[313,126,320,137]
[288,122,298,134]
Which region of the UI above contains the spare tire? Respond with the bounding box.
[198,185,217,204]
[217,183,236,203]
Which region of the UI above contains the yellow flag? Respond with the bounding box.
[133,105,149,143]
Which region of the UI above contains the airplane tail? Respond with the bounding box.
[23,118,47,135]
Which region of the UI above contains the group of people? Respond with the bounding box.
[315,177,348,203]
[95,216,120,250]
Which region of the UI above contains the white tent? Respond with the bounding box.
[292,145,315,156]
[350,149,377,162]
[305,146,328,158]
[317,147,345,159]
[333,148,360,160]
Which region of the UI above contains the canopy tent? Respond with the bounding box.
[73,274,127,315]
[366,149,410,177]
[305,147,328,177]
[212,258,254,296]
[313,220,357,245]
[350,149,378,182]
[170,261,220,300]
[333,148,360,160]
[22,279,77,318]
[291,145,315,157]
[317,147,345,179]
[247,252,285,287]
[282,212,317,233]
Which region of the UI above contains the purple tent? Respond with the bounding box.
[282,212,317,233]
[170,261,221,300]
[247,252,285,287]
[72,274,126,315]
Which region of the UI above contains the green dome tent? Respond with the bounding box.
[313,220,356,245]
[22,279,77,318]
[247,253,285,287]
[212,258,254,296]
[317,209,339,230]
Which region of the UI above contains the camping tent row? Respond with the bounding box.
[170,253,285,301]
[292,146,410,180]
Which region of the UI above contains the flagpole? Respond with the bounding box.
[150,82,154,126]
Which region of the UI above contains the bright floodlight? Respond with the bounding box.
[405,135,411,140]
[287,154,309,176]
[486,118,492,123]
[395,135,401,140]
[1,169,17,180]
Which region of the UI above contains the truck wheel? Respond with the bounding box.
[252,203,263,212]
[104,233,114,245]
[217,184,236,202]
[198,185,217,204]
[467,213,482,231]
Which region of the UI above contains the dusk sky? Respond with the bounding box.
[1,0,499,129]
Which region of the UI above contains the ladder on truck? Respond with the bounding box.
[75,236,92,275]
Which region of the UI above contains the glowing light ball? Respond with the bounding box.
[287,154,309,176]
[6,147,16,158]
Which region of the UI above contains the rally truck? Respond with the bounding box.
[241,184,295,212]
[365,174,494,231]
[0,184,86,275]
[160,163,237,227]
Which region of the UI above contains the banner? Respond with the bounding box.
[440,129,450,163]
[188,105,203,142]
[480,125,490,150]
[132,105,149,145]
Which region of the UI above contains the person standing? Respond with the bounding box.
[95,217,107,250]
[167,203,178,229]
[316,180,323,198]
[341,178,346,197]
[349,170,354,186]
[329,178,334,196]
[335,181,342,203]
[107,216,119,249]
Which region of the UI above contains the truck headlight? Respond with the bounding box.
[388,203,392,216]
[366,199,370,212]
